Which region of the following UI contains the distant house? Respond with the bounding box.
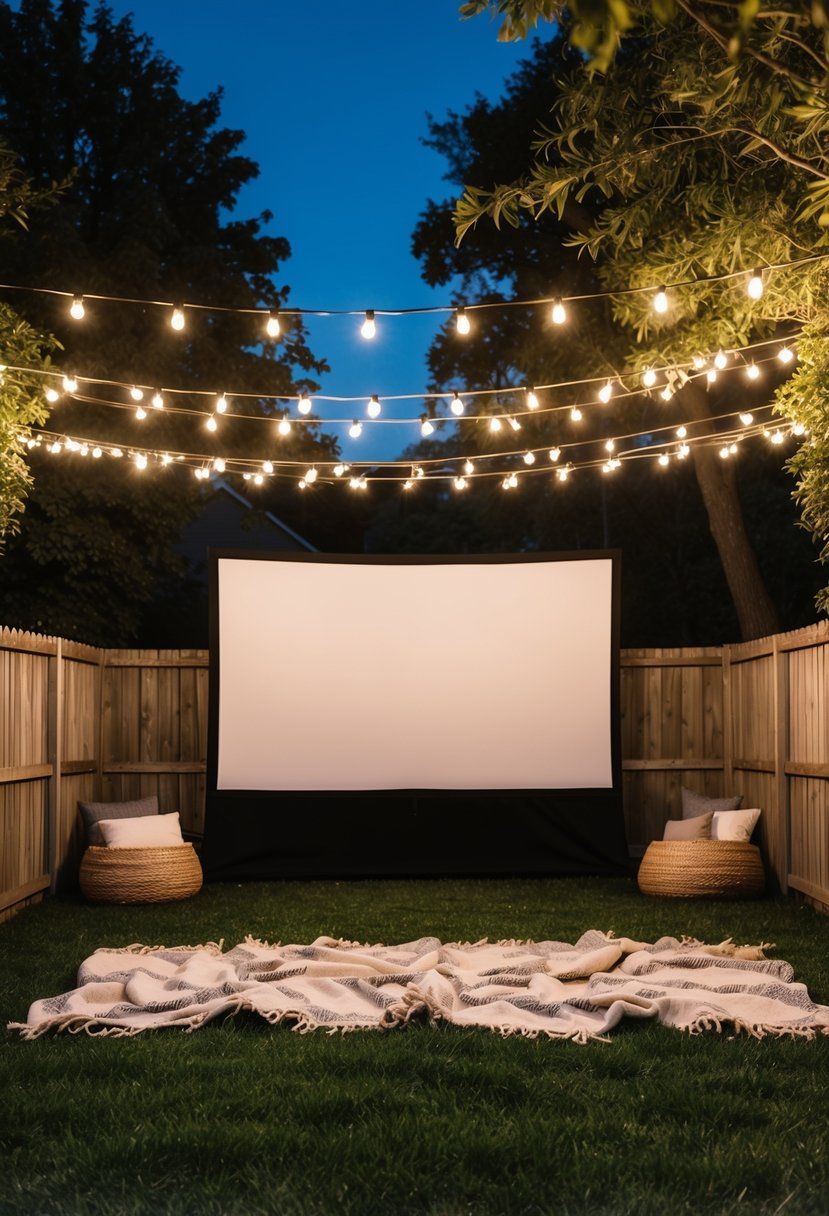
[177,476,316,579]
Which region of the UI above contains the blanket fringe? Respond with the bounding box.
[679,936,773,960]
[92,941,225,957]
[684,1015,826,1040]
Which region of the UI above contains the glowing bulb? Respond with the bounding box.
[551,298,567,325]
[62,375,78,393]
[548,447,561,462]
[45,387,60,404]
[792,422,806,436]
[367,395,381,418]
[455,308,471,335]
[213,457,226,473]
[642,368,657,388]
[415,466,425,479]
[570,407,582,422]
[403,479,413,490]
[421,418,434,437]
[714,350,728,370]
[676,426,687,439]
[454,476,467,490]
[692,355,706,370]
[278,417,292,436]
[349,420,363,439]
[135,406,147,420]
[464,459,474,476]
[747,269,764,300]
[770,430,785,444]
[298,393,312,415]
[739,412,754,426]
[50,441,62,454]
[719,446,730,459]
[361,310,376,339]
[508,416,521,432]
[206,415,218,432]
[706,368,718,384]
[526,390,539,410]
[678,443,690,458]
[70,294,85,320]
[298,479,307,490]
[254,473,264,486]
[523,451,536,465]
[489,416,502,433]
[161,453,172,465]
[262,460,274,474]
[745,363,760,381]
[778,346,794,364]
[305,467,318,484]
[730,442,738,454]
[216,394,229,414]
[557,466,569,482]
[92,446,102,458]
[333,463,347,478]
[653,287,669,314]
[111,448,122,458]
[266,310,281,338]
[152,391,164,409]
[128,386,143,402]
[134,453,148,470]
[658,453,670,467]
[450,392,465,416]
[598,381,613,404]
[660,386,674,402]
[171,305,185,331]
[605,438,615,453]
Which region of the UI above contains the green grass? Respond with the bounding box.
[2,877,828,1216]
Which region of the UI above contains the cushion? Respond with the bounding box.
[97,812,184,848]
[681,787,742,819]
[663,810,714,841]
[712,807,762,842]
[79,796,159,846]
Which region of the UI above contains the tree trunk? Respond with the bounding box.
[681,382,780,641]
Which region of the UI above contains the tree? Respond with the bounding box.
[0,0,335,644]
[456,0,829,623]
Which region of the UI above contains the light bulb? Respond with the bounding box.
[660,386,674,402]
[570,406,582,422]
[770,430,785,444]
[745,363,760,381]
[349,420,363,439]
[653,287,669,314]
[62,374,78,393]
[266,310,281,338]
[692,355,706,370]
[403,479,413,490]
[642,368,657,388]
[729,442,738,454]
[557,466,569,482]
[50,441,62,454]
[171,305,185,331]
[548,447,561,462]
[130,385,144,401]
[297,393,312,415]
[523,451,536,465]
[152,391,164,409]
[92,446,102,459]
[450,392,465,416]
[714,350,728,370]
[206,416,218,432]
[161,453,172,465]
[278,417,292,436]
[134,454,148,470]
[526,390,539,410]
[111,448,123,458]
[421,418,434,437]
[213,394,227,414]
[45,387,60,404]
[262,461,274,474]
[333,463,347,478]
[706,368,718,384]
[135,406,147,420]
[658,453,670,466]
[598,381,613,404]
[454,476,467,490]
[778,346,794,364]
[676,425,687,439]
[747,269,764,300]
[213,457,226,473]
[455,308,470,335]
[361,310,376,340]
[605,438,616,453]
[719,445,730,459]
[489,416,502,433]
[678,443,690,458]
[254,473,264,485]
[739,412,754,426]
[298,479,307,490]
[792,422,806,436]
[305,467,318,484]
[70,294,85,320]
[508,416,521,431]
[551,298,567,325]
[367,395,381,418]
[464,459,474,476]
[415,466,425,479]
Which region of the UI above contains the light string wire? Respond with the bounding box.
[0,249,828,319]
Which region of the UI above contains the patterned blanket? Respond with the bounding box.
[9,931,829,1043]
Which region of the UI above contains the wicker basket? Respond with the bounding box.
[79,844,203,904]
[637,839,765,899]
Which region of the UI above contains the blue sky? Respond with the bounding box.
[104,1,534,460]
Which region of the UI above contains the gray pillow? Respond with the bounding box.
[663,810,714,841]
[79,795,159,846]
[681,786,742,819]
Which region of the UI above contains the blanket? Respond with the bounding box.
[9,931,829,1043]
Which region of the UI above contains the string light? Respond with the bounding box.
[660,386,674,402]
[134,453,148,470]
[216,393,229,414]
[508,416,521,431]
[45,387,60,403]
[745,363,760,381]
[557,466,570,482]
[367,395,382,419]
[170,305,185,331]
[305,467,318,484]
[70,294,85,320]
[598,381,613,404]
[298,393,312,415]
[420,417,434,437]
[642,368,657,388]
[526,389,539,410]
[62,374,78,393]
[778,346,795,364]
[770,429,785,444]
[92,446,102,458]
[523,451,536,465]
[454,476,467,490]
[605,439,616,453]
[739,412,754,426]
[653,286,669,314]
[714,351,728,370]
[333,463,348,477]
[676,425,687,439]
[266,310,281,338]
[152,391,164,409]
[706,368,718,384]
[130,386,144,401]
[360,310,376,340]
[450,391,465,416]
[135,406,147,420]
[551,299,567,325]
[455,308,471,336]
[747,269,764,300]
[349,420,363,439]
[464,459,475,475]
[278,417,292,436]
[213,457,226,473]
[206,416,218,432]
[548,447,561,462]
[570,407,582,422]
[489,416,502,433]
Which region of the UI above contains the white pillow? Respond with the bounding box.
[711,808,761,842]
[97,812,184,848]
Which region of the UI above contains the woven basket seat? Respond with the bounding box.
[637,839,765,899]
[79,844,203,904]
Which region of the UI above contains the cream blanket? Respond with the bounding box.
[9,931,829,1043]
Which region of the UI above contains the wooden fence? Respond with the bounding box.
[2,621,828,920]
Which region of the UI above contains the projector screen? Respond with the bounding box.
[214,552,615,793]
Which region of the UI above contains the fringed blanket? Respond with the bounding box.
[9,931,829,1043]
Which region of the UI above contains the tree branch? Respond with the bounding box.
[675,0,821,89]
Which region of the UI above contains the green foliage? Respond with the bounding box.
[2,880,829,1215]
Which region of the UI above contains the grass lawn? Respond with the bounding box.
[2,876,828,1216]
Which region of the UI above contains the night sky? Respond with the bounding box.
[103,1,535,461]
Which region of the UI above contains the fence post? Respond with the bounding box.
[46,636,63,892]
[773,634,790,894]
[721,643,733,794]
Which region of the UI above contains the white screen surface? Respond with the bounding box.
[216,556,614,791]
